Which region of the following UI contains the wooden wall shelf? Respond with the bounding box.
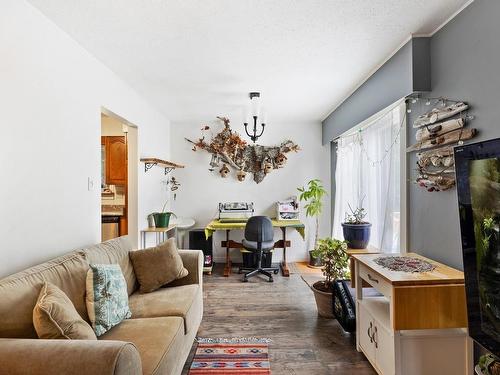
[140,158,185,174]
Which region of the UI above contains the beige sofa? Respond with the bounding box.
[0,236,204,375]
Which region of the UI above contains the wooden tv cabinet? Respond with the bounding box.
[353,253,472,375]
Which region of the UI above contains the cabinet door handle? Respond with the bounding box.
[367,274,379,283]
[373,326,378,349]
[367,322,373,343]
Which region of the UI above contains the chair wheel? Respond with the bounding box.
[243,277,249,282]
[268,277,274,282]
[273,270,279,274]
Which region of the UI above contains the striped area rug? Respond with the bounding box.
[189,338,271,374]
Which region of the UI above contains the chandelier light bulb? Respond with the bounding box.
[244,92,266,143]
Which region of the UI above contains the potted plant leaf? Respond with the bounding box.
[152,200,176,228]
[342,201,371,249]
[297,179,327,267]
[310,237,349,318]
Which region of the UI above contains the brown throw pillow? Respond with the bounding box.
[129,238,188,293]
[33,282,96,340]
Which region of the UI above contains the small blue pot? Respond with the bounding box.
[342,223,372,249]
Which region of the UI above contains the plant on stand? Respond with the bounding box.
[297,179,327,267]
[309,238,349,318]
[152,199,177,228]
[342,200,372,249]
[152,177,179,229]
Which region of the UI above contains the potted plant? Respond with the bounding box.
[310,238,349,318]
[297,179,327,267]
[342,202,371,249]
[152,200,176,228]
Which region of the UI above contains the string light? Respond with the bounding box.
[356,110,406,166]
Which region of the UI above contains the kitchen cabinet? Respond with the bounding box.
[102,136,127,186]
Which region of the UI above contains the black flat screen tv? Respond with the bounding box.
[455,138,500,356]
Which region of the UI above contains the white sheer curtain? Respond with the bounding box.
[332,102,404,252]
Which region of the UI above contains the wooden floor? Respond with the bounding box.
[182,264,376,375]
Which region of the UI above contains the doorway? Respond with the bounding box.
[100,109,139,246]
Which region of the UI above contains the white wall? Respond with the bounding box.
[171,119,330,263]
[0,0,171,277]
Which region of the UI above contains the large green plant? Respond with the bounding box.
[298,179,327,250]
[311,238,349,289]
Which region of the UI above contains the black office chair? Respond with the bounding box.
[241,216,279,282]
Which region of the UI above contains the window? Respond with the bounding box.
[332,101,405,252]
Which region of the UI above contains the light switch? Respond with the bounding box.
[88,177,94,191]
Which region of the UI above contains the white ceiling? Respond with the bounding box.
[28,0,470,124]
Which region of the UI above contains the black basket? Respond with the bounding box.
[332,280,356,333]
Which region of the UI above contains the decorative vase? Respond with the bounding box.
[342,223,372,249]
[153,212,171,228]
[311,281,334,318]
[308,250,323,268]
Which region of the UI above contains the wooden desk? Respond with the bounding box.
[205,219,305,277]
[353,253,470,375]
[140,225,177,249]
[346,246,379,288]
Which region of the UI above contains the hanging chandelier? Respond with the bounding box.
[243,92,266,143]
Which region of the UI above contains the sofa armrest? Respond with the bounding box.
[168,249,203,287]
[0,339,142,375]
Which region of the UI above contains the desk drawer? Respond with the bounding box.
[357,262,392,298]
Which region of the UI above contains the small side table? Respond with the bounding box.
[140,225,177,249]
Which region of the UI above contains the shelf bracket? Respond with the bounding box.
[144,162,157,173]
[164,167,174,175]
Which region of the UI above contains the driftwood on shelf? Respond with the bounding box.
[417,146,454,159]
[185,117,300,183]
[411,98,476,192]
[416,174,456,192]
[413,102,469,128]
[416,147,456,192]
[419,166,455,175]
[417,146,455,168]
[407,128,477,152]
[415,118,464,142]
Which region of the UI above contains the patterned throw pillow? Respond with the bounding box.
[86,264,131,336]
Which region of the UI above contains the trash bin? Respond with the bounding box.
[241,250,273,268]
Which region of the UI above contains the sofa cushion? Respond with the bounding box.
[129,238,188,293]
[100,317,184,375]
[33,282,96,340]
[86,264,132,336]
[0,251,89,338]
[83,236,137,295]
[128,284,202,334]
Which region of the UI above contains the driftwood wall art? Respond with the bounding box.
[407,99,477,192]
[185,117,300,184]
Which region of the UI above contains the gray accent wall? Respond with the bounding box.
[408,0,500,270]
[324,0,500,270]
[322,37,430,144]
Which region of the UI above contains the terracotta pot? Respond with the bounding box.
[311,281,334,318]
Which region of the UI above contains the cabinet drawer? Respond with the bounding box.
[357,262,392,298]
